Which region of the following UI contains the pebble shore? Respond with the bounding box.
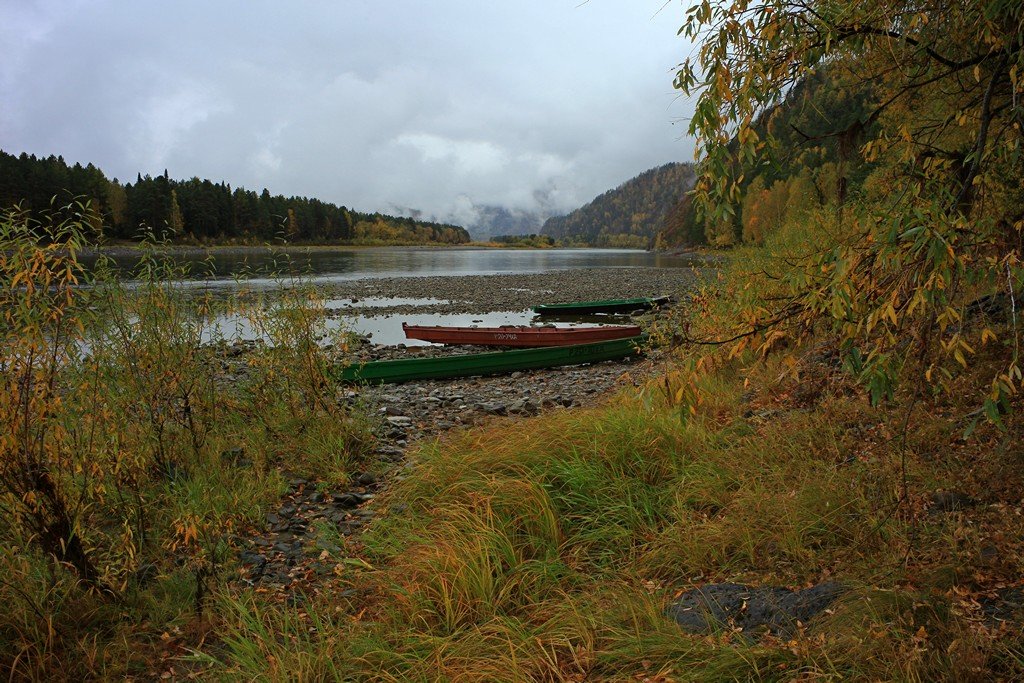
[321,266,701,315]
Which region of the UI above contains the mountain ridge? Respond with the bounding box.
[540,162,696,247]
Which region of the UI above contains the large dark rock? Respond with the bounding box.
[928,490,976,513]
[667,582,845,637]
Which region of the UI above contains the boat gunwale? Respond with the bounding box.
[401,322,643,347]
[532,295,669,314]
[337,335,646,383]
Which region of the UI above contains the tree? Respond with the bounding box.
[740,176,767,244]
[678,0,1023,224]
[676,0,1023,412]
[106,179,128,237]
[169,189,185,237]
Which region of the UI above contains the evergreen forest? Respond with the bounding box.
[0,150,470,245]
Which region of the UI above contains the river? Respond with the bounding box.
[86,246,698,284]
[87,247,706,346]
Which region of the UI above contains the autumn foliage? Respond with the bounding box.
[674,0,1023,416]
[0,204,367,676]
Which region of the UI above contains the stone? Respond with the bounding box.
[979,587,1024,625]
[667,582,845,637]
[329,512,349,525]
[239,552,267,573]
[332,493,365,509]
[355,472,378,487]
[508,399,529,414]
[479,402,507,416]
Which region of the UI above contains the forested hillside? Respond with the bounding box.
[658,70,873,248]
[0,151,470,245]
[540,162,695,247]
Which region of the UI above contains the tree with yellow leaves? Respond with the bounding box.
[677,0,1023,415]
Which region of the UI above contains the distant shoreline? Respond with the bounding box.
[78,242,646,258]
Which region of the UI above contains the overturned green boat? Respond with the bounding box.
[337,336,645,384]
[532,296,669,316]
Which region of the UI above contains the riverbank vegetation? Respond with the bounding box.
[484,233,556,248]
[0,205,373,678]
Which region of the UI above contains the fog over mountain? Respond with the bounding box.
[392,196,563,240]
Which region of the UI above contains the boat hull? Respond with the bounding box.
[532,296,669,316]
[337,336,645,384]
[402,323,642,347]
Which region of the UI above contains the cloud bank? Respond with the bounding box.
[1,0,697,228]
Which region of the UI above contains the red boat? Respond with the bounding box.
[401,322,642,347]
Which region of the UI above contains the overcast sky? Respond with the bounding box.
[1,0,696,227]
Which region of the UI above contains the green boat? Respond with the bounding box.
[532,296,669,316]
[337,336,645,384]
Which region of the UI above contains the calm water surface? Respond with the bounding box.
[89,247,699,285]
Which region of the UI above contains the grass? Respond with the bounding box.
[204,340,1024,681]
